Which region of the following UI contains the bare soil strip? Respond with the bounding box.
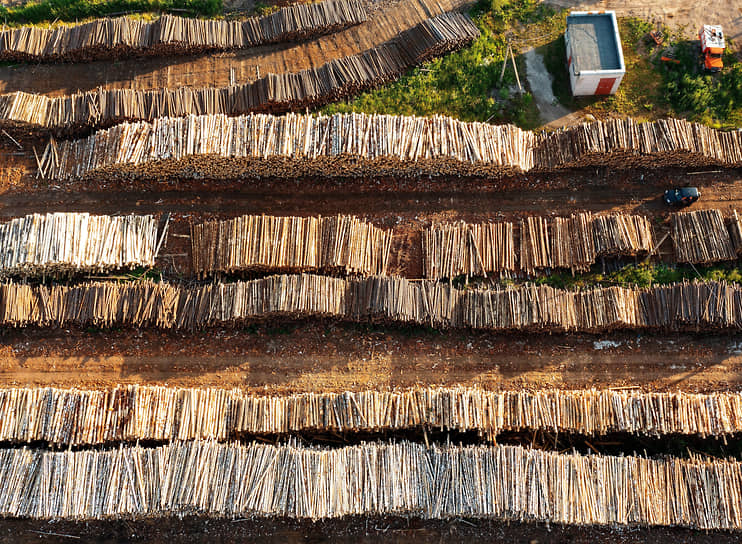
[1,327,739,392]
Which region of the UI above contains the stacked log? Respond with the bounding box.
[2,385,742,446]
[672,209,736,264]
[1,439,741,528]
[0,13,479,135]
[423,221,516,279]
[728,210,742,256]
[191,214,392,276]
[0,1,368,63]
[533,117,742,170]
[1,275,742,332]
[425,213,653,279]
[37,112,535,180]
[0,213,159,276]
[37,114,742,181]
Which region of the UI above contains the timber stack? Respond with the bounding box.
[423,220,516,279]
[424,213,653,279]
[191,214,392,277]
[2,385,742,446]
[0,13,479,135]
[0,0,368,63]
[37,112,535,180]
[0,439,741,528]
[533,117,742,170]
[37,114,742,181]
[2,275,742,332]
[672,209,737,264]
[0,212,159,276]
[730,210,742,254]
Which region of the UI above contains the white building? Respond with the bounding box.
[565,11,625,96]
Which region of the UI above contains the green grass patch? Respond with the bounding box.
[322,0,567,127]
[532,262,742,290]
[658,39,742,128]
[0,0,222,25]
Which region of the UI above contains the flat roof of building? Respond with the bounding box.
[567,12,622,72]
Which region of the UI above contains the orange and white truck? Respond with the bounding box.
[699,25,725,73]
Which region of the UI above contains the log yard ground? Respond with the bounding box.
[0,0,742,541]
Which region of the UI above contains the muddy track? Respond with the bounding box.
[0,0,470,96]
[2,170,740,217]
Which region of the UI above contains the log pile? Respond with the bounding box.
[2,275,742,332]
[191,214,392,277]
[730,210,742,255]
[423,221,516,279]
[0,1,368,63]
[0,212,159,276]
[37,112,535,180]
[0,439,741,528]
[0,13,478,135]
[672,209,736,264]
[1,385,742,446]
[424,213,654,279]
[37,114,742,181]
[533,117,742,170]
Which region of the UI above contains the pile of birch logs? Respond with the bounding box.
[2,385,742,446]
[0,212,159,276]
[0,1,368,62]
[2,275,742,332]
[533,117,742,170]
[36,112,536,180]
[37,114,742,181]
[1,439,741,528]
[0,13,479,135]
[191,214,392,277]
[672,209,737,264]
[424,213,654,279]
[729,210,742,255]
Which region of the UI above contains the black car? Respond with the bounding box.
[664,187,700,207]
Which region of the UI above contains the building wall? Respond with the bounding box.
[568,69,625,96]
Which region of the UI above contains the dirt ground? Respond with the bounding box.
[1,326,741,393]
[544,0,742,42]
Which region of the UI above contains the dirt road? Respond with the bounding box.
[1,326,739,393]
